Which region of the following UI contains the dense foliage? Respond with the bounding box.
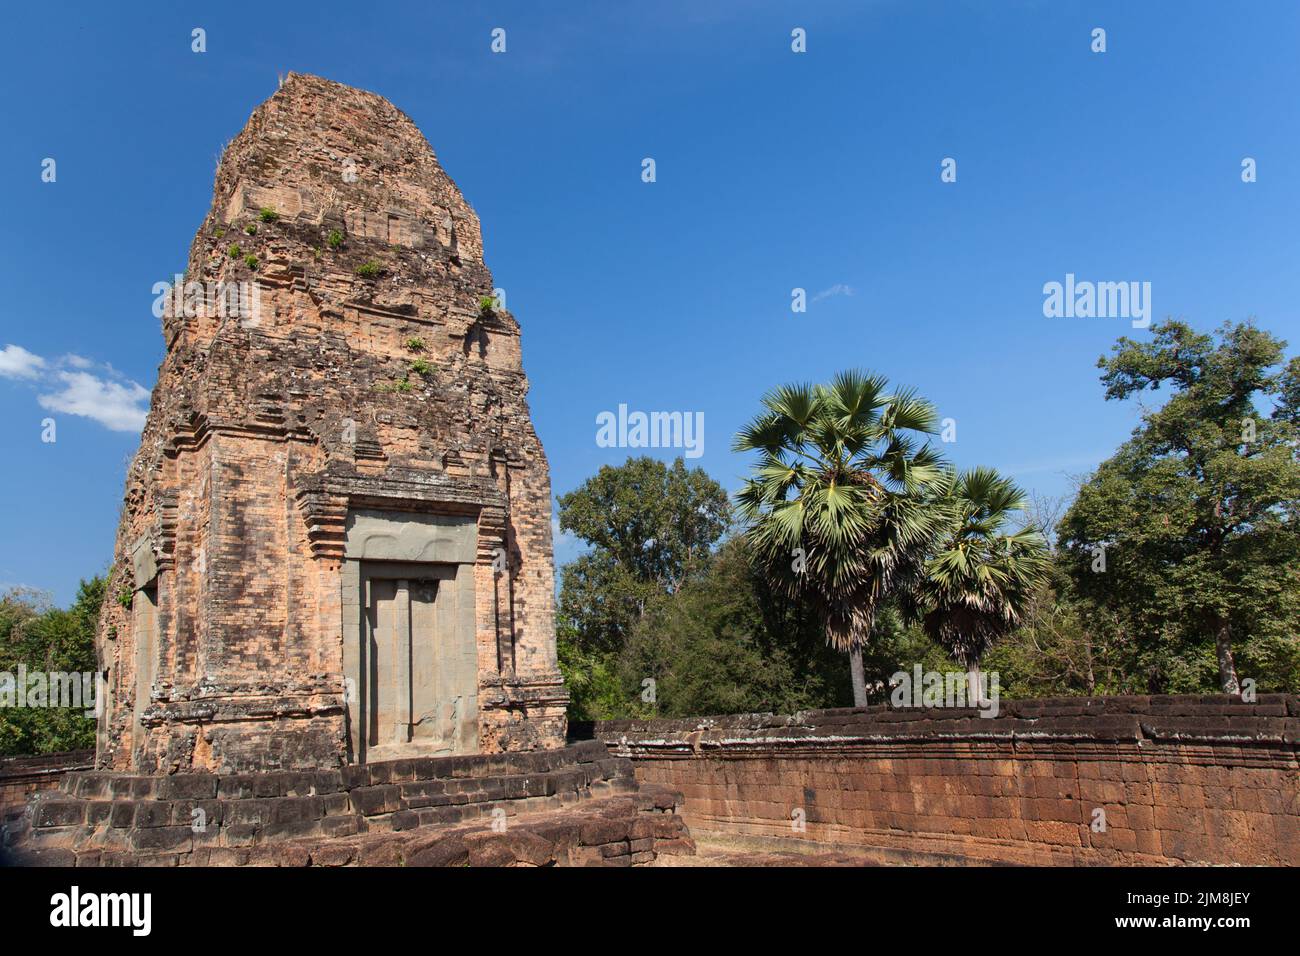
[0,577,103,756]
[1058,321,1300,693]
[559,321,1300,719]
[559,529,950,720]
[556,456,729,655]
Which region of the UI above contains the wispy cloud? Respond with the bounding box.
[0,344,149,433]
[38,371,149,432]
[0,344,47,380]
[812,283,855,304]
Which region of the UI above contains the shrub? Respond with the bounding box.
[244,254,259,270]
[327,229,343,250]
[258,207,279,223]
[227,243,242,258]
[405,337,426,352]
[376,377,414,394]
[356,261,381,279]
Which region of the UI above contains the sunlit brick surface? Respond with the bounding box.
[97,74,566,773]
[590,695,1300,866]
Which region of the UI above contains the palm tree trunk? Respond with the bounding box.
[966,662,983,707]
[1215,619,1240,694]
[849,647,867,707]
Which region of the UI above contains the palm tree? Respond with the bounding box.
[734,371,952,706]
[910,467,1051,704]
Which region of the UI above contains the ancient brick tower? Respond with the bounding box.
[97,73,567,774]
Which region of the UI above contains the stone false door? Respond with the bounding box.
[343,509,480,763]
[363,569,450,750]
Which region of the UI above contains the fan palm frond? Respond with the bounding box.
[734,372,952,655]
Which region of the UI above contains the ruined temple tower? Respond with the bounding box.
[97,74,567,773]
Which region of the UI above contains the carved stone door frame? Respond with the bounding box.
[341,508,479,763]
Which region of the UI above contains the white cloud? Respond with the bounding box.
[0,344,47,380]
[812,283,855,304]
[38,371,149,432]
[1,344,151,432]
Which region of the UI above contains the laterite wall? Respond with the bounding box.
[584,696,1300,866]
[0,751,93,819]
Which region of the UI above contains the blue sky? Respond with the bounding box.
[1,1,1297,604]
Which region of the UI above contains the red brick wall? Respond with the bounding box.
[588,696,1300,866]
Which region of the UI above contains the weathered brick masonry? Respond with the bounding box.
[0,74,703,867]
[585,695,1300,865]
[0,751,92,819]
[2,740,693,867]
[97,73,566,773]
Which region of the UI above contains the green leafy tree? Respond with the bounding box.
[1058,321,1300,693]
[619,536,850,716]
[909,468,1051,701]
[556,456,730,655]
[0,577,105,756]
[734,371,951,705]
[556,620,636,721]
[981,584,1096,697]
[553,553,659,657]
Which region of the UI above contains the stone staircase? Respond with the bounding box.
[0,740,693,867]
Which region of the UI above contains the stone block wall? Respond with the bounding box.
[0,751,93,818]
[2,740,691,866]
[585,695,1300,866]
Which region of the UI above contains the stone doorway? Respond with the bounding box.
[362,563,464,755]
[342,509,480,764]
[357,560,478,761]
[130,582,158,762]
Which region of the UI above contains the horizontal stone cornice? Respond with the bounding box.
[588,694,1300,767]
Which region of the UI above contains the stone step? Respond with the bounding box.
[22,786,695,868]
[1,742,640,865]
[57,738,616,801]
